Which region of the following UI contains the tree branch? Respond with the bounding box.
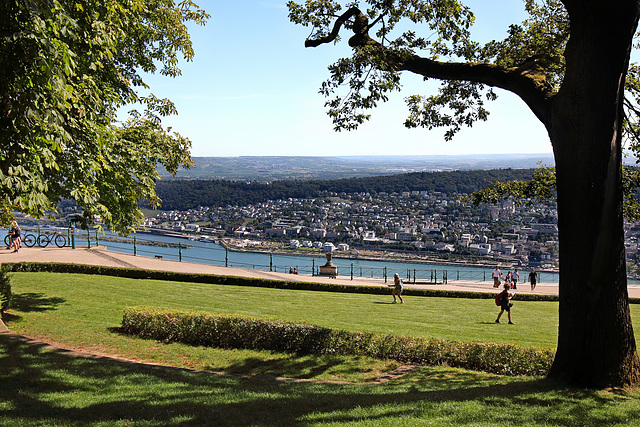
[304,6,555,127]
[305,7,363,48]
[400,56,554,126]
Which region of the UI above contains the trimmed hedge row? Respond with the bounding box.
[121,306,556,377]
[1,261,573,303]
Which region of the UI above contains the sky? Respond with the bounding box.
[132,1,553,158]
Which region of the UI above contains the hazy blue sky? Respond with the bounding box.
[134,1,553,157]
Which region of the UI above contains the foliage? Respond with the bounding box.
[287,0,640,211]
[154,168,535,210]
[289,1,570,135]
[0,265,11,312]
[288,0,638,145]
[467,166,556,207]
[122,306,556,376]
[468,165,640,222]
[0,0,207,233]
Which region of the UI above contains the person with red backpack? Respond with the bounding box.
[495,282,515,324]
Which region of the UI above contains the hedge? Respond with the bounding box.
[5,261,640,304]
[0,261,574,303]
[0,265,11,313]
[121,306,556,377]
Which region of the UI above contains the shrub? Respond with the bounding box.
[121,307,556,377]
[0,265,11,313]
[1,261,571,303]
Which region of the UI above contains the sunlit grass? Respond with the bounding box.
[3,271,640,425]
[7,272,561,347]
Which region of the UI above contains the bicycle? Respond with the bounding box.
[35,232,68,248]
[4,232,36,248]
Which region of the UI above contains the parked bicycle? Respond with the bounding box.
[35,231,68,248]
[4,230,68,248]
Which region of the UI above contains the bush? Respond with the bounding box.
[121,307,556,377]
[1,261,569,303]
[0,265,11,313]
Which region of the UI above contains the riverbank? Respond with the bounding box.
[216,237,560,274]
[135,229,523,270]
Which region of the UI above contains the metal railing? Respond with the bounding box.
[9,228,556,283]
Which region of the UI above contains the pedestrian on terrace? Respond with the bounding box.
[389,273,404,304]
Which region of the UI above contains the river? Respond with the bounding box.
[79,230,561,284]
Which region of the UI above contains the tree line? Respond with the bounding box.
[152,168,534,210]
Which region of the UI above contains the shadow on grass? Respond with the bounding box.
[1,334,639,426]
[9,292,66,312]
[218,354,351,380]
[107,327,384,381]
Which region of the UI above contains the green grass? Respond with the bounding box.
[7,272,562,347]
[1,335,640,426]
[2,271,640,426]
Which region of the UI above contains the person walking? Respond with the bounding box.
[495,282,515,324]
[9,221,21,252]
[512,268,519,290]
[529,268,539,291]
[389,273,404,304]
[492,266,503,288]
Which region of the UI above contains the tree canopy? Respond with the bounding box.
[288,0,640,147]
[154,168,534,210]
[0,0,208,233]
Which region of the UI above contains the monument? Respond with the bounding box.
[319,252,338,277]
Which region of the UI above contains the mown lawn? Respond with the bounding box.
[1,271,640,426]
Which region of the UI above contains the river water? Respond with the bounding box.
[78,230,561,284]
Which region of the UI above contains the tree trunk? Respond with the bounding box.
[547,0,640,387]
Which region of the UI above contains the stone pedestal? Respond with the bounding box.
[318,252,338,277]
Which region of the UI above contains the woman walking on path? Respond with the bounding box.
[390,273,404,304]
[529,268,539,291]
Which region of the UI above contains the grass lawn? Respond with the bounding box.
[2,271,640,426]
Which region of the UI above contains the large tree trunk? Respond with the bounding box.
[547,0,640,387]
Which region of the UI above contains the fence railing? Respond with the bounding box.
[11,228,556,284]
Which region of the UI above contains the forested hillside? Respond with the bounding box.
[153,169,534,210]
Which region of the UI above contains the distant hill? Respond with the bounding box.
[153,168,536,211]
[160,154,556,181]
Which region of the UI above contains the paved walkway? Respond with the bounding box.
[2,244,640,297]
[0,245,565,295]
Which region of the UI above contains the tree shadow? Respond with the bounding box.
[215,354,353,380]
[1,333,639,426]
[107,327,383,381]
[9,292,66,312]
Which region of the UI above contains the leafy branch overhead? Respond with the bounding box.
[0,0,208,233]
[289,0,640,149]
[288,0,573,139]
